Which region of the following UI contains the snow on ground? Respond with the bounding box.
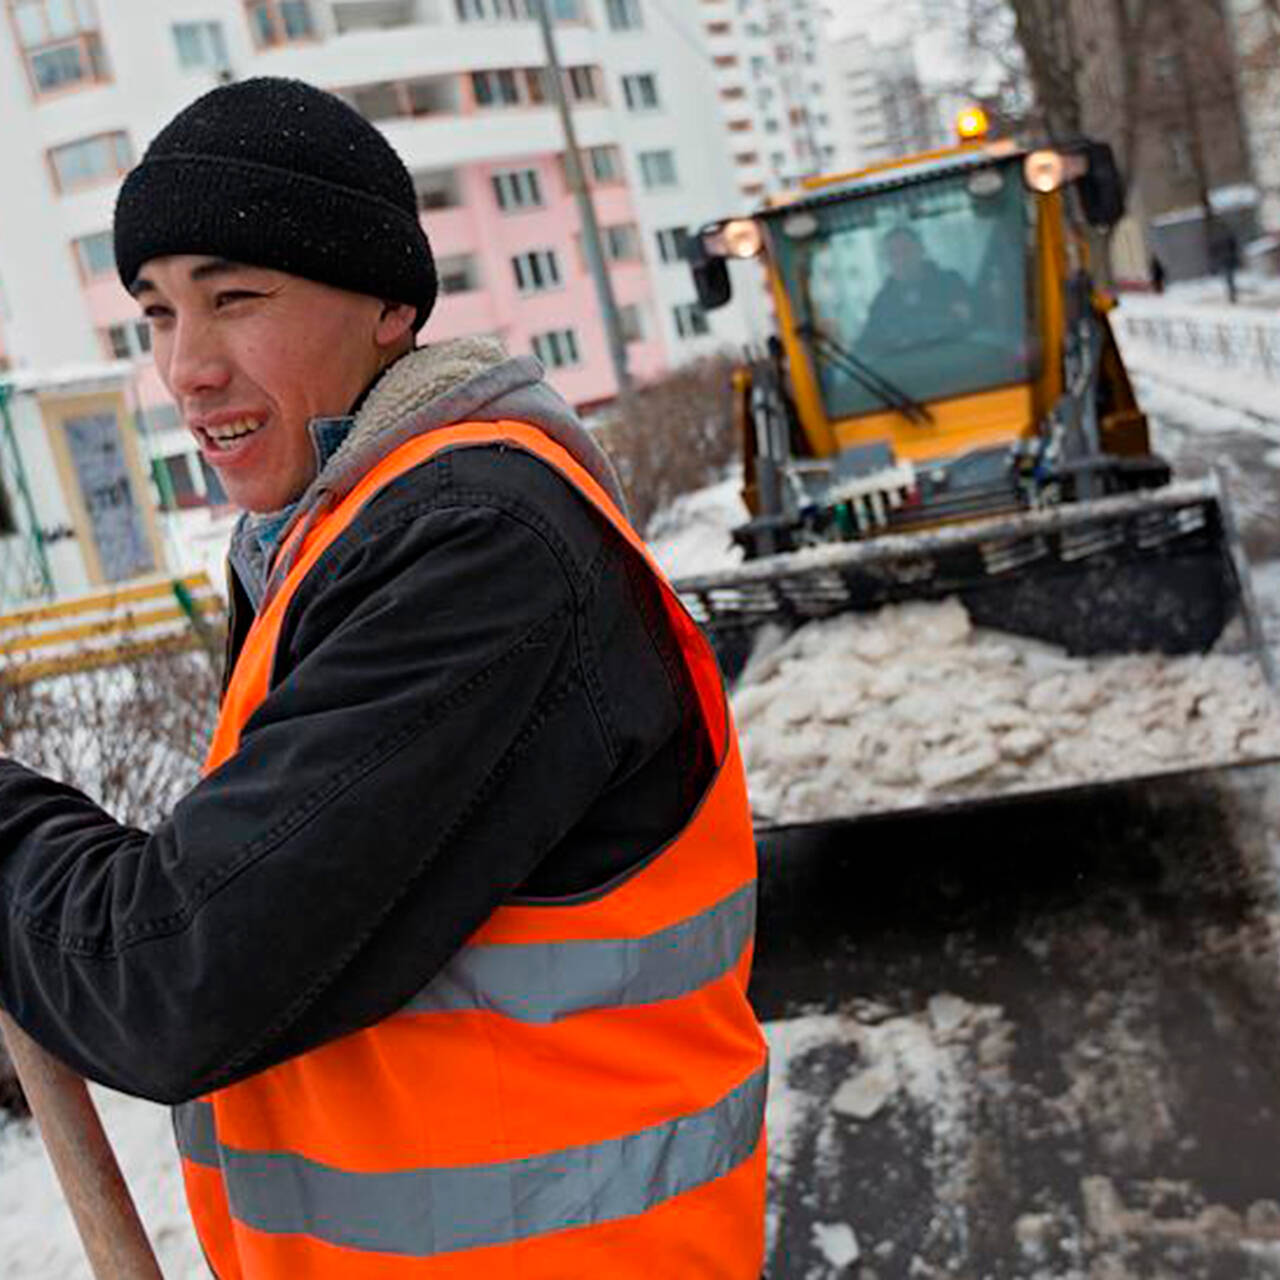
[1124,347,1280,427]
[644,474,747,580]
[762,996,1014,1275]
[1114,283,1280,425]
[0,1089,202,1278]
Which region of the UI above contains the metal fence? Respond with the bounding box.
[1118,312,1280,384]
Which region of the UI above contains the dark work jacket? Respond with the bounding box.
[0,347,713,1103]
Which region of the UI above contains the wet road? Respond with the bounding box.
[756,379,1280,1278]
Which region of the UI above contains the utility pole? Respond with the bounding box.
[530,0,633,395]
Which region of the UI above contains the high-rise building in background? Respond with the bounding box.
[821,0,967,174]
[826,33,947,170]
[2,0,837,565]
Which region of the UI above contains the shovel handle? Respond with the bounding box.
[0,1010,163,1278]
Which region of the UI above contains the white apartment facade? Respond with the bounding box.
[696,0,841,200]
[0,0,780,591]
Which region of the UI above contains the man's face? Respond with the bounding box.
[886,233,925,283]
[134,256,400,512]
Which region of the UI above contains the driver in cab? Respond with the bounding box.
[860,225,972,353]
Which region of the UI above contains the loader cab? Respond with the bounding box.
[694,142,1109,461]
[772,152,1037,427]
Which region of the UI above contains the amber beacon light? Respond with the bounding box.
[955,106,990,141]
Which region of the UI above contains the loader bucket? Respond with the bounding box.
[674,476,1270,684]
[672,476,1280,828]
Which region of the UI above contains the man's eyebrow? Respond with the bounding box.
[129,258,259,298]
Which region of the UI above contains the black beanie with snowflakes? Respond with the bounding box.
[113,76,437,330]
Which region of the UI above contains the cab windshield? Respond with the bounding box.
[771,158,1037,421]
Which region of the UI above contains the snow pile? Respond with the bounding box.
[645,475,746,580]
[0,1089,201,1279]
[733,598,1280,823]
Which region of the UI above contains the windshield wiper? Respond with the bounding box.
[796,323,935,427]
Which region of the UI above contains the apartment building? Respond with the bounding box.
[696,0,840,199]
[0,0,775,576]
[826,32,947,171]
[1072,0,1256,280]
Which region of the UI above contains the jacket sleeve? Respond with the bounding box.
[0,496,616,1103]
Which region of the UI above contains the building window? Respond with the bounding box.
[619,303,644,343]
[673,302,709,338]
[621,72,659,110]
[10,0,109,95]
[512,249,562,293]
[454,0,533,19]
[566,65,600,102]
[561,145,623,187]
[713,54,738,68]
[705,20,730,33]
[172,21,228,71]
[586,145,622,184]
[244,0,313,48]
[604,0,641,30]
[413,167,462,210]
[154,453,202,511]
[604,223,641,261]
[48,131,131,193]
[103,320,151,360]
[471,68,523,107]
[72,229,114,278]
[493,167,544,211]
[638,149,677,189]
[655,225,690,264]
[532,328,580,368]
[550,0,582,19]
[437,254,481,294]
[735,151,759,165]
[346,76,456,121]
[578,223,642,266]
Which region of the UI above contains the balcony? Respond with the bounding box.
[330,0,417,32]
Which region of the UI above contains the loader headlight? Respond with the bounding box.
[1023,149,1088,194]
[704,219,764,259]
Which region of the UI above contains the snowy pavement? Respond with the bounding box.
[745,363,1280,1277]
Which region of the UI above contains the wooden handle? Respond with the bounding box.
[0,1010,163,1279]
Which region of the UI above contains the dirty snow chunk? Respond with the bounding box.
[811,1221,860,1268]
[734,599,1280,824]
[831,1065,897,1120]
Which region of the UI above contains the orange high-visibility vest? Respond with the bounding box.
[175,422,769,1278]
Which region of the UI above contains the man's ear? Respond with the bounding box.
[374,301,416,349]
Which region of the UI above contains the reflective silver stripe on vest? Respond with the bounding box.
[174,1062,766,1257]
[401,880,756,1024]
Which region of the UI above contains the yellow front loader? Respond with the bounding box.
[674,113,1273,818]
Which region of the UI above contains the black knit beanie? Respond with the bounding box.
[114,77,437,331]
